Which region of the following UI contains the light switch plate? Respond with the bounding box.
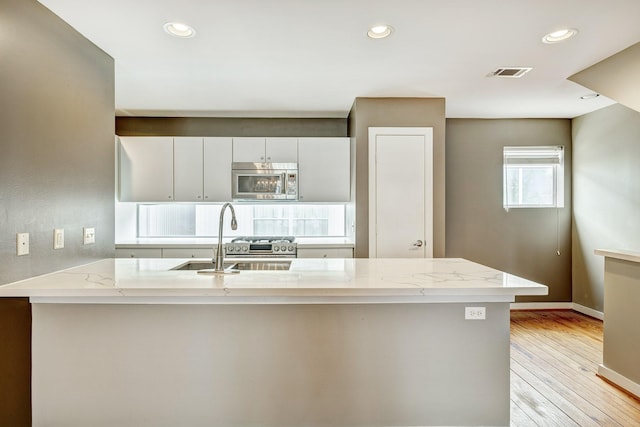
[17,233,29,256]
[54,228,64,249]
[83,227,95,245]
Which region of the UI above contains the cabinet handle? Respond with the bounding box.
[267,156,271,160]
[204,195,209,199]
[413,240,424,247]
[168,196,172,199]
[197,195,202,199]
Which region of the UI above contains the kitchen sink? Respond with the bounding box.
[171,260,291,271]
[172,261,217,271]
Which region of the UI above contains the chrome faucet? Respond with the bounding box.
[213,202,238,273]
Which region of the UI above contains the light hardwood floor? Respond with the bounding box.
[510,310,640,426]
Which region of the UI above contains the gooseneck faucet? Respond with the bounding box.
[214,202,238,273]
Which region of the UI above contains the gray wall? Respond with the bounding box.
[116,117,347,137]
[446,119,572,302]
[0,0,115,285]
[572,103,640,311]
[348,98,447,258]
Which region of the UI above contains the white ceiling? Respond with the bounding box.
[38,0,640,119]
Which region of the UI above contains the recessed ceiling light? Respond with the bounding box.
[580,93,600,100]
[542,28,578,44]
[367,24,393,39]
[163,22,196,38]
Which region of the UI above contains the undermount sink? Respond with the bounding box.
[171,260,291,272]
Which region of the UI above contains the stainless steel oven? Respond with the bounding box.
[225,236,297,258]
[232,163,298,200]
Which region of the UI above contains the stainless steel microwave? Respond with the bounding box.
[232,163,298,200]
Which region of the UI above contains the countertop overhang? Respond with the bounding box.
[595,248,640,263]
[0,258,547,304]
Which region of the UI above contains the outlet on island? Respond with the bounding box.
[465,306,486,320]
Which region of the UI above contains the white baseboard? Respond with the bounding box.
[571,303,604,320]
[510,302,573,310]
[509,302,604,320]
[598,364,640,399]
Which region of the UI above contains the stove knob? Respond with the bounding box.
[227,246,234,252]
[281,245,287,251]
[288,246,294,251]
[274,246,280,252]
[242,245,248,252]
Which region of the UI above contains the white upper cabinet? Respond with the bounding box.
[233,137,265,162]
[265,138,298,163]
[120,136,233,203]
[232,137,298,163]
[174,137,204,202]
[119,137,174,202]
[298,137,350,202]
[174,137,233,202]
[203,137,232,201]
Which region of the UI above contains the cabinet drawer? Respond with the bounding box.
[162,248,214,258]
[297,248,353,258]
[115,248,162,258]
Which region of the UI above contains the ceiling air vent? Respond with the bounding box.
[488,67,533,78]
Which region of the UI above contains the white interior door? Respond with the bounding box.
[369,127,433,258]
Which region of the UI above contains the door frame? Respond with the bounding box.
[368,127,434,258]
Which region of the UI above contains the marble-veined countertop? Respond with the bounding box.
[0,258,547,304]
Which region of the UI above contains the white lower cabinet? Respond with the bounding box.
[115,248,162,258]
[297,248,353,258]
[162,248,214,258]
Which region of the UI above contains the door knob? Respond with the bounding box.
[413,240,424,247]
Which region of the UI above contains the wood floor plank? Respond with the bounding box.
[511,370,580,426]
[509,310,640,427]
[510,322,640,423]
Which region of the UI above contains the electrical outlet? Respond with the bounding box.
[465,306,486,320]
[54,228,64,249]
[83,227,95,245]
[16,233,29,256]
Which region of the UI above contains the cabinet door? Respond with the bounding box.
[162,248,214,258]
[114,248,163,258]
[233,137,266,162]
[174,137,204,202]
[298,138,350,202]
[297,248,353,258]
[119,137,174,202]
[204,137,232,201]
[266,138,298,163]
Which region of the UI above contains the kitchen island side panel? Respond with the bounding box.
[32,302,510,427]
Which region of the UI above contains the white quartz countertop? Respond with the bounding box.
[0,258,547,304]
[595,249,640,263]
[115,237,354,249]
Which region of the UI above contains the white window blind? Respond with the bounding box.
[503,146,564,209]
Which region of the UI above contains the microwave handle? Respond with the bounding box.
[282,172,288,194]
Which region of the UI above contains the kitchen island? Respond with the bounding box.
[0,258,547,427]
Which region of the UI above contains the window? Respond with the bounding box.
[503,146,564,209]
[137,204,346,237]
